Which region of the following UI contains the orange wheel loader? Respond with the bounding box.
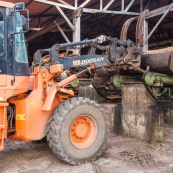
[0,1,108,165]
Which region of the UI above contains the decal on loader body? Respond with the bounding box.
[73,57,104,66]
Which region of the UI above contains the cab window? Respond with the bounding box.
[14,12,28,63]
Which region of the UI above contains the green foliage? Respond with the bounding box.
[153,136,163,143]
[128,133,135,138]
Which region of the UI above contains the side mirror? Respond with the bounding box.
[14,2,25,11]
[10,3,30,36]
[21,15,29,32]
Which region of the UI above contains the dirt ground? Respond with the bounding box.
[1,124,173,173]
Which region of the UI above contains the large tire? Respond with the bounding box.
[47,97,107,165]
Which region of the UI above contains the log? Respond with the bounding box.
[141,47,173,75]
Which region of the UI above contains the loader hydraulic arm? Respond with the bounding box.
[32,35,142,73]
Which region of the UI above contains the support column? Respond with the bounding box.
[73,17,81,42]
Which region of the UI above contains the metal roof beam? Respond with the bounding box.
[56,0,73,7]
[146,3,173,19]
[34,0,75,10]
[100,0,103,10]
[121,0,124,11]
[83,8,139,15]
[103,0,115,10]
[55,5,75,31]
[124,0,135,12]
[54,21,70,43]
[79,0,91,8]
[144,4,173,45]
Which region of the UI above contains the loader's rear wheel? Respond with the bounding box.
[47,97,107,165]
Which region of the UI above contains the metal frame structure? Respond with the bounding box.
[22,0,173,55]
[142,3,173,50]
[30,0,140,43]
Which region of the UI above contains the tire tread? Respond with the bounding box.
[47,97,107,165]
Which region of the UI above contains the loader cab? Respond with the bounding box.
[0,2,29,77]
[0,2,30,101]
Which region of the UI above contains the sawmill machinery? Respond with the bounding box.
[75,10,173,105]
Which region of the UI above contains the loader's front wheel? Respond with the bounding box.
[47,97,107,165]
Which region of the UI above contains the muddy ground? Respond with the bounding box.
[1,124,173,173]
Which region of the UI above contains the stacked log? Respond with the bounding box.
[141,47,173,75]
